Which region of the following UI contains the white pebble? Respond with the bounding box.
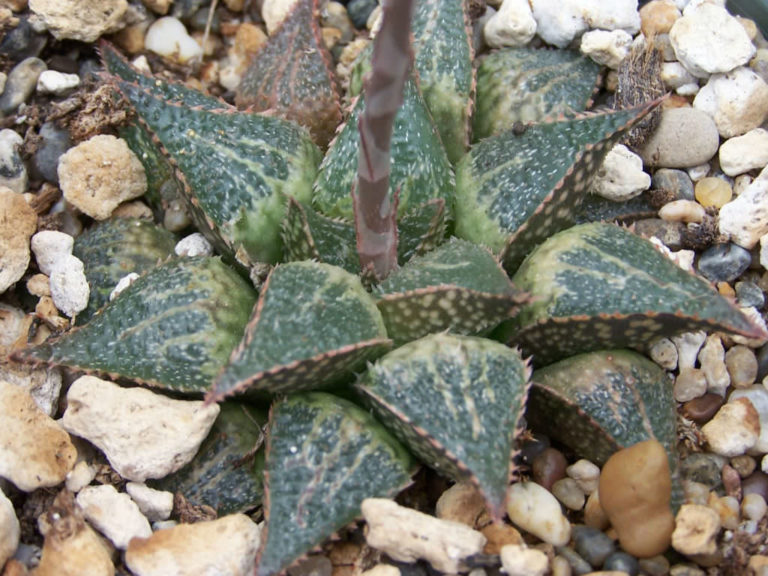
[719,165,768,249]
[694,67,768,138]
[699,334,730,396]
[76,484,152,550]
[671,504,721,556]
[662,61,698,91]
[701,398,760,457]
[729,385,768,454]
[500,544,549,576]
[31,230,74,276]
[734,174,753,196]
[687,163,710,182]
[580,29,632,69]
[36,69,80,96]
[582,0,641,33]
[742,493,767,522]
[175,232,214,257]
[484,0,536,48]
[551,477,585,510]
[676,82,700,96]
[64,460,97,493]
[674,368,708,402]
[658,199,705,223]
[126,482,174,522]
[592,144,650,201]
[144,17,202,64]
[110,272,140,301]
[0,487,19,570]
[673,331,707,371]
[650,337,679,370]
[131,55,152,73]
[719,128,768,177]
[261,0,299,34]
[48,253,89,318]
[506,482,571,546]
[566,459,600,495]
[529,0,587,48]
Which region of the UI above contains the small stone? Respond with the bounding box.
[671,504,721,556]
[652,168,695,201]
[701,397,760,456]
[0,129,27,193]
[729,385,768,453]
[175,232,213,257]
[687,163,711,182]
[58,134,147,220]
[483,0,536,48]
[719,129,768,177]
[673,331,707,370]
[551,477,585,511]
[31,230,74,276]
[683,480,711,506]
[346,0,377,29]
[734,174,752,196]
[506,481,571,546]
[109,272,139,301]
[638,556,671,576]
[0,303,28,356]
[48,253,89,318]
[721,463,742,500]
[0,380,76,491]
[669,565,706,576]
[321,2,354,44]
[730,454,756,478]
[662,62,698,92]
[592,144,650,201]
[65,460,97,492]
[641,108,719,168]
[694,67,768,138]
[530,0,587,48]
[604,551,640,576]
[361,566,400,576]
[699,334,730,395]
[581,0,641,33]
[694,177,732,208]
[125,513,260,576]
[682,393,724,425]
[499,544,549,576]
[112,200,153,220]
[742,493,767,521]
[669,4,755,78]
[744,470,768,501]
[144,16,201,64]
[36,69,79,95]
[362,498,486,574]
[640,0,681,37]
[76,484,152,550]
[555,546,592,575]
[735,281,764,308]
[288,555,332,576]
[674,368,708,402]
[598,440,674,558]
[584,489,610,531]
[0,57,46,115]
[749,556,768,576]
[572,525,616,568]
[551,555,570,576]
[126,483,174,522]
[28,0,127,41]
[681,453,725,491]
[480,523,523,554]
[696,243,752,283]
[580,29,632,70]
[0,187,37,294]
[435,482,487,528]
[649,337,679,370]
[566,459,600,495]
[531,447,567,491]
[725,345,758,388]
[0,362,62,418]
[0,487,20,569]
[60,375,219,482]
[31,122,72,184]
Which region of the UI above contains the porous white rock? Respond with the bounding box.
[76,484,152,550]
[530,0,588,48]
[0,187,36,294]
[592,144,650,201]
[0,129,27,194]
[729,386,768,454]
[669,3,755,78]
[28,0,128,42]
[175,232,214,257]
[60,375,220,482]
[126,483,174,522]
[719,165,768,249]
[701,397,760,457]
[582,0,641,33]
[0,380,76,491]
[31,230,75,276]
[671,504,721,556]
[48,253,89,318]
[126,514,260,576]
[362,498,486,574]
[661,61,698,90]
[719,129,768,177]
[499,544,549,576]
[484,0,536,48]
[699,334,730,396]
[36,70,80,95]
[0,363,62,416]
[694,68,768,138]
[65,460,98,493]
[109,272,140,301]
[262,0,300,34]
[580,29,632,69]
[640,107,719,168]
[0,487,20,569]
[506,482,571,546]
[144,17,202,64]
[673,331,707,371]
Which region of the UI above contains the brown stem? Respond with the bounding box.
[353,0,414,281]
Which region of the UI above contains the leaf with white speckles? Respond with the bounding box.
[13,257,257,393]
[375,238,527,345]
[473,48,600,142]
[209,261,391,401]
[256,392,414,576]
[455,104,657,273]
[357,333,530,520]
[497,222,768,366]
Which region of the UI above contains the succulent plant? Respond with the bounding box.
[12,1,768,574]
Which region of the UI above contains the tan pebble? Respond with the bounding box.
[671,504,720,556]
[223,0,246,11]
[551,555,571,576]
[748,555,768,575]
[111,21,148,54]
[0,188,37,294]
[673,368,708,402]
[659,199,706,223]
[583,489,610,531]
[736,16,758,41]
[724,344,758,388]
[730,454,757,477]
[551,477,586,511]
[111,200,153,220]
[707,492,740,530]
[741,492,767,521]
[695,177,732,208]
[683,481,710,506]
[701,397,760,456]
[717,282,736,297]
[639,0,681,37]
[481,523,523,554]
[435,482,488,528]
[322,27,342,50]
[598,440,674,558]
[3,559,28,576]
[142,0,171,14]
[361,566,401,576]
[566,459,600,495]
[233,22,267,58]
[26,273,50,297]
[499,544,548,576]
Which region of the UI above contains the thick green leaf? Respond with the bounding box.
[396,198,447,263]
[257,392,413,576]
[454,105,656,273]
[312,79,455,222]
[112,80,321,267]
[14,257,257,393]
[73,218,177,323]
[411,0,473,163]
[151,402,267,515]
[473,48,600,141]
[210,262,391,400]
[235,0,340,148]
[357,333,530,519]
[498,222,767,365]
[375,238,526,345]
[527,349,682,507]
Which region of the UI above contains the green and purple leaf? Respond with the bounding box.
[13,257,257,393]
[256,392,414,576]
[209,261,391,401]
[357,333,530,520]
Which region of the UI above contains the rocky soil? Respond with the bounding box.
[2,0,768,575]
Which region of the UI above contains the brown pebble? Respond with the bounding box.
[481,523,523,554]
[682,393,724,425]
[730,455,757,478]
[742,471,768,502]
[532,447,568,491]
[721,464,742,500]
